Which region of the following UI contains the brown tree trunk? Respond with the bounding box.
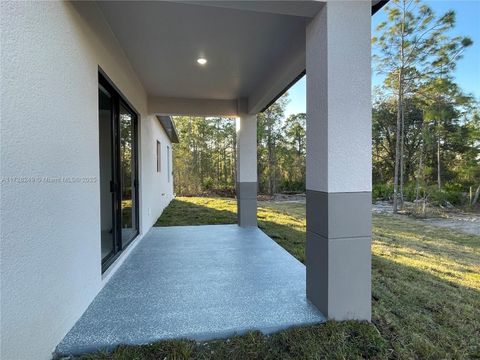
[472,185,480,205]
[399,102,405,210]
[393,90,402,213]
[267,122,275,196]
[415,128,425,213]
[415,148,422,203]
[437,132,441,189]
[393,6,405,214]
[233,122,237,187]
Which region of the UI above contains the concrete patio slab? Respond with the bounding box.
[55,225,325,356]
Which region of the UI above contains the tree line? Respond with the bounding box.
[172,96,305,196]
[172,0,479,208]
[372,0,478,211]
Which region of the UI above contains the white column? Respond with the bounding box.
[236,100,257,227]
[305,1,372,320]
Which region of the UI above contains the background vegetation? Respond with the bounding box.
[171,0,479,211]
[171,99,306,196]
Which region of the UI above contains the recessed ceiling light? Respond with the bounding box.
[197,58,207,65]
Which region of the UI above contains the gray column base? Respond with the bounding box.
[236,182,257,227]
[306,190,372,321]
[306,190,371,238]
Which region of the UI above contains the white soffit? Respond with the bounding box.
[176,1,324,18]
[97,1,310,102]
[97,1,381,113]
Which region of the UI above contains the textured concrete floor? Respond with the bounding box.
[55,225,325,356]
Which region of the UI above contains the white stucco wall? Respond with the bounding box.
[141,117,175,230]
[0,2,173,359]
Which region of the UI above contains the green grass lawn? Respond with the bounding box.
[78,197,479,359]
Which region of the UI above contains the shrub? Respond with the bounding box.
[373,182,467,206]
[402,183,418,202]
[279,180,305,193]
[427,186,465,206]
[372,183,393,201]
[202,177,213,190]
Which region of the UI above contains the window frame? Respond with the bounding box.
[167,145,171,183]
[156,140,161,173]
[99,69,140,273]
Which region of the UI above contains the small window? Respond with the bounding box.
[167,145,170,182]
[156,140,161,172]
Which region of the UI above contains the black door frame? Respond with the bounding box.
[99,69,140,272]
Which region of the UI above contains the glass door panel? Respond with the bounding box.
[119,102,138,246]
[99,72,139,272]
[99,84,116,264]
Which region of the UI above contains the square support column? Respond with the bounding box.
[305,1,372,320]
[236,110,257,227]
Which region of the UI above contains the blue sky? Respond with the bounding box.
[285,0,480,117]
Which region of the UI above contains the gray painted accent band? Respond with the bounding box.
[305,231,328,313]
[306,230,371,321]
[237,198,257,227]
[306,190,372,239]
[236,182,257,227]
[236,181,257,200]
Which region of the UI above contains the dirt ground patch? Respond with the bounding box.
[261,194,480,237]
[372,200,480,236]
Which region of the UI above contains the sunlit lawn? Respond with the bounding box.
[78,196,479,359]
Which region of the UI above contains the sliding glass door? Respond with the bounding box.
[119,102,138,247]
[99,83,116,263]
[99,72,139,271]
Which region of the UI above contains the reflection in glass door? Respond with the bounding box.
[98,72,139,272]
[99,84,116,264]
[119,103,138,247]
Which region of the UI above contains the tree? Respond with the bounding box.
[373,0,472,212]
[373,92,423,188]
[257,94,288,195]
[372,83,479,208]
[172,116,236,195]
[418,78,472,189]
[281,113,306,190]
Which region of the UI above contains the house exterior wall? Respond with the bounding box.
[141,116,175,229]
[0,2,173,359]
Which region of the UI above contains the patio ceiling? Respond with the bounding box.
[97,1,384,114]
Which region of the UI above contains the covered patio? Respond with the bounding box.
[61,0,374,355]
[56,225,325,356]
[2,1,381,359]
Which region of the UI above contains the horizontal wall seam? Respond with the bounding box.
[305,190,372,195]
[306,229,371,241]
